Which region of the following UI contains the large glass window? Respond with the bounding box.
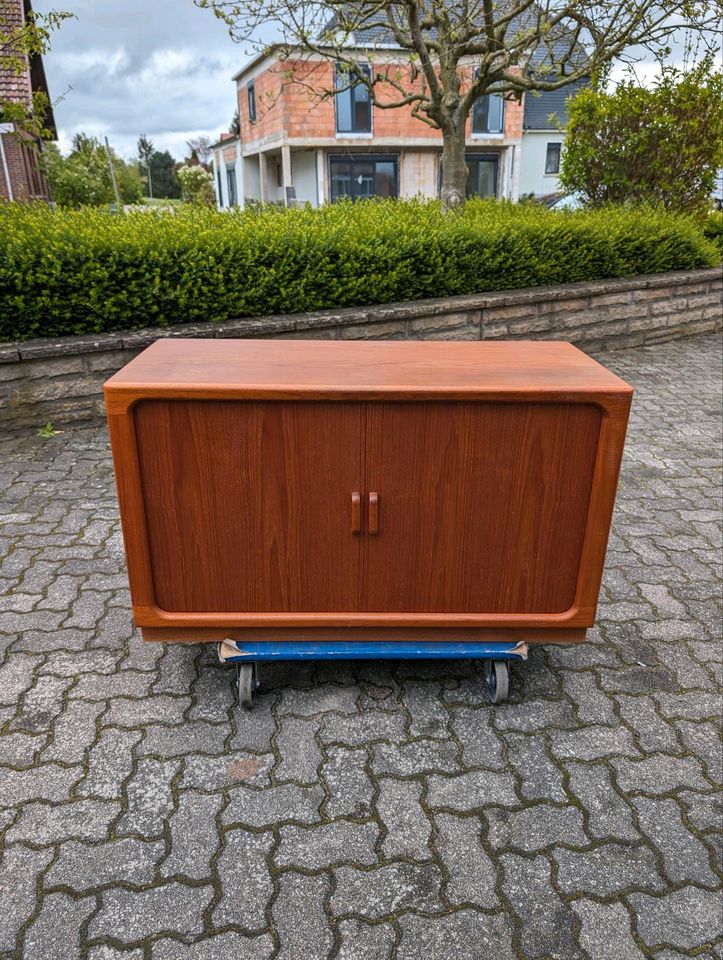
[472,93,505,134]
[465,155,499,198]
[329,154,398,201]
[335,65,372,134]
[247,81,257,123]
[545,142,562,174]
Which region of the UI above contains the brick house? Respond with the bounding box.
[0,0,55,201]
[212,37,582,209]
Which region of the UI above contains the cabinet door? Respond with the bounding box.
[364,402,601,614]
[134,400,363,613]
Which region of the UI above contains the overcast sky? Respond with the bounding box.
[33,0,262,160]
[33,1,715,163]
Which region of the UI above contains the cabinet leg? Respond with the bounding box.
[483,659,510,705]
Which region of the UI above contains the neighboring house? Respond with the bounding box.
[0,0,55,201]
[519,81,585,200]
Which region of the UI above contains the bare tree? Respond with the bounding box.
[196,0,719,206]
[185,135,213,166]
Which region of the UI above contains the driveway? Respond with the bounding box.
[0,334,721,959]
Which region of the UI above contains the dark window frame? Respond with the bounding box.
[545,141,562,175]
[334,64,372,134]
[471,73,505,135]
[226,165,238,206]
[247,81,257,123]
[328,152,399,202]
[464,153,500,198]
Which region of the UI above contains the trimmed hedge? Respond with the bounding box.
[0,199,720,342]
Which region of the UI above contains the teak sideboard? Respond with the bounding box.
[105,339,633,703]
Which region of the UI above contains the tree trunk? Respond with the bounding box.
[440,126,468,208]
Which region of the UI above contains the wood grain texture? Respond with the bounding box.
[134,400,363,612]
[365,402,601,614]
[104,339,633,413]
[104,339,633,639]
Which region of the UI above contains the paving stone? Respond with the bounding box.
[78,727,141,799]
[181,752,274,790]
[397,910,516,960]
[140,721,228,757]
[500,853,582,959]
[332,862,443,918]
[562,671,617,724]
[678,789,723,832]
[451,706,505,769]
[549,724,640,761]
[88,881,214,941]
[554,841,665,895]
[71,670,153,700]
[276,818,378,868]
[564,763,639,841]
[615,694,683,753]
[374,777,430,860]
[187,663,236,721]
[506,733,566,802]
[273,871,334,960]
[224,783,324,827]
[117,758,179,837]
[485,803,588,852]
[426,770,518,811]
[0,763,81,806]
[371,738,458,776]
[278,683,359,716]
[572,900,642,960]
[337,917,396,960]
[213,828,274,930]
[629,886,722,951]
[612,754,710,794]
[633,795,719,887]
[152,934,275,960]
[320,710,406,746]
[434,811,498,907]
[403,680,451,737]
[0,844,53,952]
[275,715,324,784]
[6,799,120,844]
[322,745,375,819]
[22,891,95,960]
[88,948,144,960]
[161,790,224,880]
[0,731,45,766]
[230,694,277,752]
[105,695,190,726]
[492,698,576,732]
[654,691,722,721]
[45,837,164,890]
[674,720,722,784]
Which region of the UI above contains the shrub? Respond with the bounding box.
[0,199,719,342]
[702,211,723,255]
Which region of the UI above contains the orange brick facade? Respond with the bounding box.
[212,49,543,209]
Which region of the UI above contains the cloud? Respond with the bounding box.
[33,0,254,160]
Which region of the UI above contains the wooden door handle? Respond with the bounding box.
[351,491,361,534]
[368,492,379,535]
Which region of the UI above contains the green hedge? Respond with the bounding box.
[0,199,719,342]
[702,210,723,255]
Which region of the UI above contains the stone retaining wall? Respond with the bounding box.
[1,267,721,431]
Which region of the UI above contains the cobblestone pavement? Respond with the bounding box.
[0,334,721,960]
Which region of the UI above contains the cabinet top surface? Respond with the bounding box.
[105,338,633,397]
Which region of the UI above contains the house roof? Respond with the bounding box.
[0,0,56,138]
[523,80,587,130]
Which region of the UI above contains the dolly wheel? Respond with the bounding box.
[237,664,256,710]
[484,660,509,705]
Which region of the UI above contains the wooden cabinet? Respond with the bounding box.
[105,339,632,647]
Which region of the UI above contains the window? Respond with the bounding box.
[247,81,257,123]
[465,154,499,198]
[226,166,238,206]
[216,168,223,204]
[335,64,372,134]
[472,93,504,134]
[545,142,562,174]
[329,154,397,201]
